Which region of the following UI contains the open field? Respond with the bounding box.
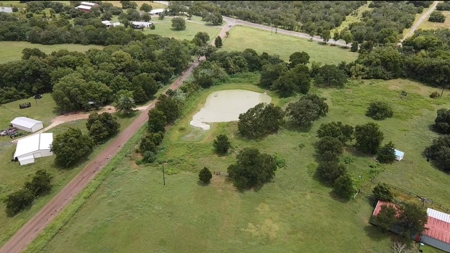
[222,26,358,65]
[39,73,448,253]
[0,42,103,64]
[418,11,450,30]
[0,109,140,248]
[104,1,167,9]
[143,17,222,42]
[334,1,372,33]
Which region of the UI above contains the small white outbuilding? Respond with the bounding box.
[149,8,165,15]
[394,149,404,161]
[10,117,43,133]
[14,133,53,165]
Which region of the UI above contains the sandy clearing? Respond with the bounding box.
[189,90,271,130]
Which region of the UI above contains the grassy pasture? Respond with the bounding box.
[0,109,140,248]
[39,73,448,253]
[142,17,222,42]
[222,26,358,65]
[418,11,450,30]
[0,41,103,64]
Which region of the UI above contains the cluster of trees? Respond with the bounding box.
[1,33,193,105]
[374,202,428,236]
[429,11,446,23]
[140,90,188,164]
[425,109,450,171]
[52,127,94,168]
[4,170,53,216]
[207,1,365,32]
[437,1,450,11]
[171,17,186,31]
[86,112,120,144]
[170,1,222,25]
[227,148,278,190]
[315,122,354,200]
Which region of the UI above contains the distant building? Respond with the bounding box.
[149,8,165,15]
[75,2,98,13]
[0,7,13,13]
[131,21,152,28]
[10,117,44,133]
[14,133,53,165]
[101,20,121,27]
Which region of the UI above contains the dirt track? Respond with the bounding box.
[0,23,232,253]
[401,1,439,42]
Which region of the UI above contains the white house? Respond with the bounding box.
[14,133,53,165]
[149,8,165,15]
[101,20,121,27]
[131,21,152,27]
[0,7,13,13]
[75,5,92,11]
[10,117,43,133]
[394,149,404,161]
[419,208,450,252]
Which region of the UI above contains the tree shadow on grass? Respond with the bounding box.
[364,225,388,241]
[345,146,374,159]
[283,121,313,133]
[115,110,138,119]
[328,191,352,203]
[197,180,210,187]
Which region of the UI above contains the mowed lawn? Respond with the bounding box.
[143,17,222,42]
[41,75,448,253]
[0,41,103,64]
[418,11,450,30]
[222,26,358,65]
[0,109,140,248]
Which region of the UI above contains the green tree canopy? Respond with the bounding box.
[52,127,94,168]
[238,103,284,139]
[171,17,186,30]
[148,109,167,133]
[213,134,231,155]
[86,112,120,144]
[372,183,394,202]
[376,142,396,164]
[366,101,394,120]
[199,167,213,184]
[24,170,53,197]
[214,36,223,48]
[155,94,182,124]
[375,204,398,232]
[314,64,348,88]
[317,122,354,145]
[227,148,277,190]
[333,173,354,200]
[4,188,34,216]
[316,136,344,156]
[355,123,384,155]
[114,89,136,115]
[286,94,328,127]
[398,202,428,236]
[434,108,450,134]
[288,51,310,67]
[424,135,450,171]
[316,161,347,184]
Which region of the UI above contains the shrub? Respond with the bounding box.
[366,101,393,120]
[199,167,212,184]
[316,136,344,156]
[434,108,450,134]
[372,183,393,202]
[316,161,347,184]
[317,121,354,145]
[333,173,354,200]
[376,142,396,164]
[4,188,34,216]
[213,134,231,155]
[429,11,445,23]
[355,123,384,155]
[424,135,450,171]
[142,151,157,163]
[430,91,439,99]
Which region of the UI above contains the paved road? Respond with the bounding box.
[0,21,233,253]
[223,16,351,48]
[401,1,439,42]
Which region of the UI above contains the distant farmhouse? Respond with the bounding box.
[149,8,165,15]
[75,2,98,13]
[0,7,13,13]
[131,21,152,29]
[101,20,121,28]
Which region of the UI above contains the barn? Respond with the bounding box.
[14,133,53,165]
[10,117,43,133]
[419,208,450,252]
[75,2,98,13]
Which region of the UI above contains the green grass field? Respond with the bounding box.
[222,26,358,65]
[418,11,450,30]
[38,73,448,253]
[143,17,222,42]
[0,108,140,248]
[0,42,103,64]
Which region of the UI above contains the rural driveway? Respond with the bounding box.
[402,1,439,42]
[0,21,232,253]
[223,16,351,48]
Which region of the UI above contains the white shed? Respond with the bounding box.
[394,149,404,161]
[14,133,53,165]
[10,117,43,133]
[149,8,165,15]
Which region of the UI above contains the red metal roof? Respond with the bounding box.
[422,210,450,244]
[372,200,400,216]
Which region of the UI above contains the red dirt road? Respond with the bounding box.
[0,23,233,253]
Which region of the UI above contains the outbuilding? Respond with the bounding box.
[394,149,404,161]
[10,117,43,133]
[149,8,165,15]
[419,208,450,252]
[0,7,13,13]
[14,133,53,165]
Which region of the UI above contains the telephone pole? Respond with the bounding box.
[162,164,166,185]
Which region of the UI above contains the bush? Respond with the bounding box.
[24,170,53,197]
[430,91,439,98]
[142,151,157,163]
[355,123,384,155]
[429,11,445,23]
[199,167,212,184]
[365,101,393,120]
[4,188,34,216]
[376,142,396,164]
[316,136,344,156]
[316,161,347,184]
[213,134,231,155]
[424,135,450,171]
[372,183,393,202]
[317,122,354,145]
[333,173,354,200]
[434,108,450,134]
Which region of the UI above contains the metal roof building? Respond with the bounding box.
[420,208,450,252]
[14,133,53,165]
[10,117,43,133]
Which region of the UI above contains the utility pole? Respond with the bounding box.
[162,164,166,186]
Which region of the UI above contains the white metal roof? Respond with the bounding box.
[76,5,92,10]
[149,8,165,14]
[14,133,53,158]
[18,155,34,162]
[427,208,450,223]
[132,21,152,26]
[0,7,12,13]
[81,2,97,6]
[11,117,42,129]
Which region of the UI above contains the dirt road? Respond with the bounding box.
[402,1,439,42]
[0,22,232,253]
